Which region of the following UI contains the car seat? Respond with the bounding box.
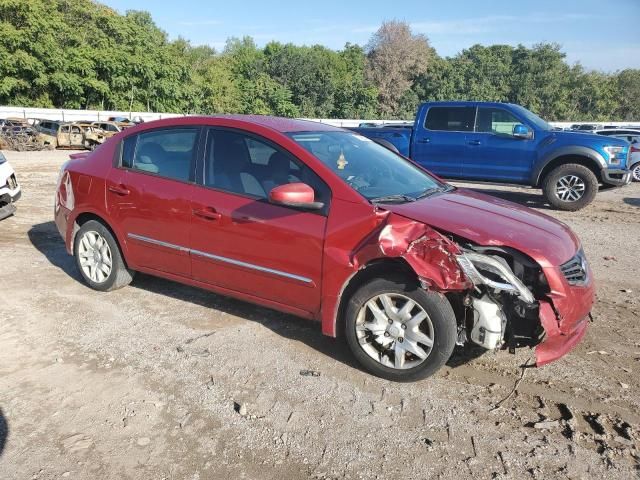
[213,135,265,197]
[135,142,162,174]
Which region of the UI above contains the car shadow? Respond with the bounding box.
[28,221,483,376]
[623,197,640,207]
[27,221,83,284]
[446,344,488,367]
[27,221,360,372]
[0,407,8,457]
[129,272,361,371]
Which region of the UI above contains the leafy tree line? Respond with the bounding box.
[1,0,638,121]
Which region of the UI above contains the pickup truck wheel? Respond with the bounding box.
[344,277,457,382]
[74,220,135,291]
[631,162,640,182]
[542,163,598,211]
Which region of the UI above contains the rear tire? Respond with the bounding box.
[542,163,598,211]
[631,162,640,182]
[344,276,457,382]
[74,220,134,291]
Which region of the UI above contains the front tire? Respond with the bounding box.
[344,277,457,382]
[542,163,598,211]
[74,220,134,291]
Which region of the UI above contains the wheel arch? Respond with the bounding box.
[334,258,419,339]
[71,211,130,268]
[533,150,605,187]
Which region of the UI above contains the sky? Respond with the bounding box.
[102,0,640,72]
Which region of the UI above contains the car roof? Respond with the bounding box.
[204,115,343,133]
[420,101,521,109]
[128,115,344,134]
[596,129,640,134]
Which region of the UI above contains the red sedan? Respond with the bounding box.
[54,115,594,381]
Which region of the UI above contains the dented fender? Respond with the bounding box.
[320,204,470,337]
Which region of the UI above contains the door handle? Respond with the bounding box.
[468,140,482,146]
[108,184,130,196]
[193,208,222,221]
[417,137,430,144]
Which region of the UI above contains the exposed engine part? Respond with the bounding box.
[456,252,535,304]
[470,294,507,349]
[451,243,549,353]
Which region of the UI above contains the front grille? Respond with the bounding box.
[560,250,588,286]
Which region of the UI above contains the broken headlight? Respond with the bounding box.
[456,252,535,304]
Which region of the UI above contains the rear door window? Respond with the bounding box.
[425,106,475,132]
[124,128,199,182]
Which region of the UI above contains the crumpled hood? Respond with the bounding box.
[381,188,580,268]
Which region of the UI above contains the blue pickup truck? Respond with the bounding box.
[351,101,631,210]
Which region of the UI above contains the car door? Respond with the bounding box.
[58,125,71,147]
[106,127,201,277]
[69,125,84,147]
[411,105,474,178]
[464,106,537,182]
[189,128,328,314]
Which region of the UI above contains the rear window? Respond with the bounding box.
[425,106,475,132]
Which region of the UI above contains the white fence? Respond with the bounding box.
[0,106,183,123]
[1,105,638,129]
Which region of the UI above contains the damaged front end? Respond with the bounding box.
[454,245,547,353]
[451,241,592,366]
[329,209,592,367]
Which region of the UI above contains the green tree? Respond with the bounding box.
[615,69,640,121]
[365,20,434,118]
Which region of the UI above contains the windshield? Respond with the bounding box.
[511,105,552,131]
[288,131,446,202]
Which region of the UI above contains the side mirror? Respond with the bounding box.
[268,183,324,210]
[513,124,533,139]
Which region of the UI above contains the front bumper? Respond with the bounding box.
[601,168,632,186]
[534,263,595,366]
[0,190,21,220]
[536,301,589,366]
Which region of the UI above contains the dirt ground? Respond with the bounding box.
[1,149,639,480]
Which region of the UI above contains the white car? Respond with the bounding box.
[0,151,21,219]
[595,130,640,182]
[630,141,640,182]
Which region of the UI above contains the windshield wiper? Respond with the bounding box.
[415,186,445,200]
[370,194,417,204]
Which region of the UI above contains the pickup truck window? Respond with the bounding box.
[476,107,521,135]
[289,131,444,202]
[511,105,551,131]
[425,106,475,132]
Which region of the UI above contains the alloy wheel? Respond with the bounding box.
[633,164,640,182]
[78,230,113,283]
[555,175,586,202]
[355,293,434,370]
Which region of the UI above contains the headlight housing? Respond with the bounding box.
[456,252,535,304]
[603,145,625,166]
